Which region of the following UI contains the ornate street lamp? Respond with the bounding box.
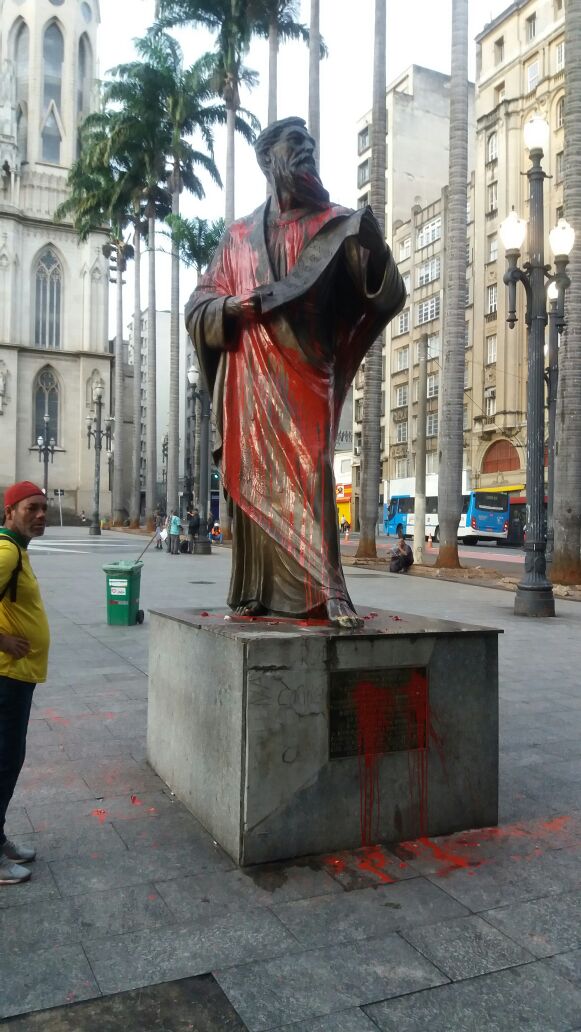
[500,116,574,617]
[187,365,211,555]
[86,384,113,536]
[36,412,55,495]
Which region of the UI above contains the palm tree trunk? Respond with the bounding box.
[308,0,321,167]
[552,0,581,584]
[145,213,157,531]
[356,0,386,559]
[193,392,201,504]
[112,246,125,525]
[130,220,142,527]
[436,0,469,569]
[268,18,278,125]
[225,104,236,227]
[167,171,181,516]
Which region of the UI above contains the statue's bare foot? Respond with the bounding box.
[234,600,267,617]
[326,598,364,630]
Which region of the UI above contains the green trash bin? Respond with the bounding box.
[103,560,144,626]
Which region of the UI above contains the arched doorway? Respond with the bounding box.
[481,439,521,475]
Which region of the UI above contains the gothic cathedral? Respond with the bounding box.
[0,0,110,513]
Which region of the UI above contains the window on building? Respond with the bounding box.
[427,333,440,359]
[463,405,469,431]
[402,272,411,295]
[556,96,565,129]
[527,59,540,92]
[426,452,439,475]
[417,294,440,325]
[526,13,536,42]
[488,234,498,263]
[413,379,419,402]
[426,413,438,438]
[34,367,59,445]
[417,256,441,287]
[14,21,29,160]
[488,181,498,213]
[357,193,370,209]
[35,248,63,349]
[42,23,64,163]
[465,324,471,348]
[487,334,497,364]
[556,40,565,71]
[395,458,408,479]
[357,159,370,188]
[485,390,497,418]
[494,37,504,64]
[416,217,442,248]
[487,284,498,314]
[557,204,564,221]
[465,279,471,307]
[395,346,409,371]
[357,125,370,154]
[427,373,439,399]
[399,236,411,260]
[354,398,363,422]
[495,82,506,105]
[487,132,498,162]
[556,150,564,182]
[467,240,472,265]
[396,422,408,444]
[394,384,408,408]
[77,34,92,121]
[397,309,410,335]
[464,365,470,389]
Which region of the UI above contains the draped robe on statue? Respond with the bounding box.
[185,199,405,617]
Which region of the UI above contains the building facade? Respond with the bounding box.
[0,0,110,513]
[471,0,565,488]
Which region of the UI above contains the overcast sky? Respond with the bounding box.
[97,0,510,331]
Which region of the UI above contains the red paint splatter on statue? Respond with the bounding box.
[354,679,394,845]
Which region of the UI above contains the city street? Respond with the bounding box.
[1,527,580,1030]
[341,533,526,579]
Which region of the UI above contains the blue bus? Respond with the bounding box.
[384,489,509,544]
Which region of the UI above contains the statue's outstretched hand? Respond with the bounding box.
[224,291,262,323]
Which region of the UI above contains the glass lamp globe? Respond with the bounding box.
[523,115,550,153]
[549,218,575,258]
[499,209,527,251]
[547,280,559,302]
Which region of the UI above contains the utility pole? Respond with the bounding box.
[414,334,428,564]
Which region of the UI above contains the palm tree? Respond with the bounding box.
[158,0,260,226]
[55,114,135,525]
[166,214,225,275]
[253,2,310,125]
[355,0,386,560]
[308,0,320,164]
[552,0,581,584]
[123,32,223,516]
[436,0,469,569]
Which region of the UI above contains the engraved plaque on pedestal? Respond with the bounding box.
[329,667,428,759]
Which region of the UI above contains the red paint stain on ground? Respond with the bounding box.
[130,794,143,806]
[542,815,571,835]
[417,836,477,873]
[356,845,395,883]
[148,893,158,901]
[91,808,108,824]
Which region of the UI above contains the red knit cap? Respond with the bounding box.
[4,481,46,507]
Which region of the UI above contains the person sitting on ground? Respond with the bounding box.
[390,535,414,574]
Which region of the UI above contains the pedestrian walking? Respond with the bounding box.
[187,508,200,554]
[389,535,414,574]
[0,482,50,885]
[154,511,164,550]
[80,509,86,525]
[169,511,182,555]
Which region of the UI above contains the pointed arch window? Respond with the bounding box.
[35,249,63,350]
[556,96,565,129]
[77,34,92,121]
[42,22,64,162]
[34,367,59,446]
[13,20,29,159]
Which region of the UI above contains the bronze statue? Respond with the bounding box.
[186,117,405,628]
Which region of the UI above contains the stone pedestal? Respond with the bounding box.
[147,608,499,866]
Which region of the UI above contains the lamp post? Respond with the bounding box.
[36,413,55,495]
[161,432,168,487]
[499,115,574,617]
[86,384,113,536]
[187,365,211,555]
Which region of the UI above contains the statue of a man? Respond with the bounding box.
[186,117,405,628]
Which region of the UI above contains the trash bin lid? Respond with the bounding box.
[103,560,144,574]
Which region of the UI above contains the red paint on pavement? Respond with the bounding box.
[356,845,395,883]
[130,794,143,806]
[91,808,108,824]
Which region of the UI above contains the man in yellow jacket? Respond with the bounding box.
[0,481,50,884]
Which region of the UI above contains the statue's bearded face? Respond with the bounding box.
[267,125,330,208]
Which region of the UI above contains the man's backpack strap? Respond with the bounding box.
[0,540,23,603]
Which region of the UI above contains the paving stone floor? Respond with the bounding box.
[1,529,580,1030]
